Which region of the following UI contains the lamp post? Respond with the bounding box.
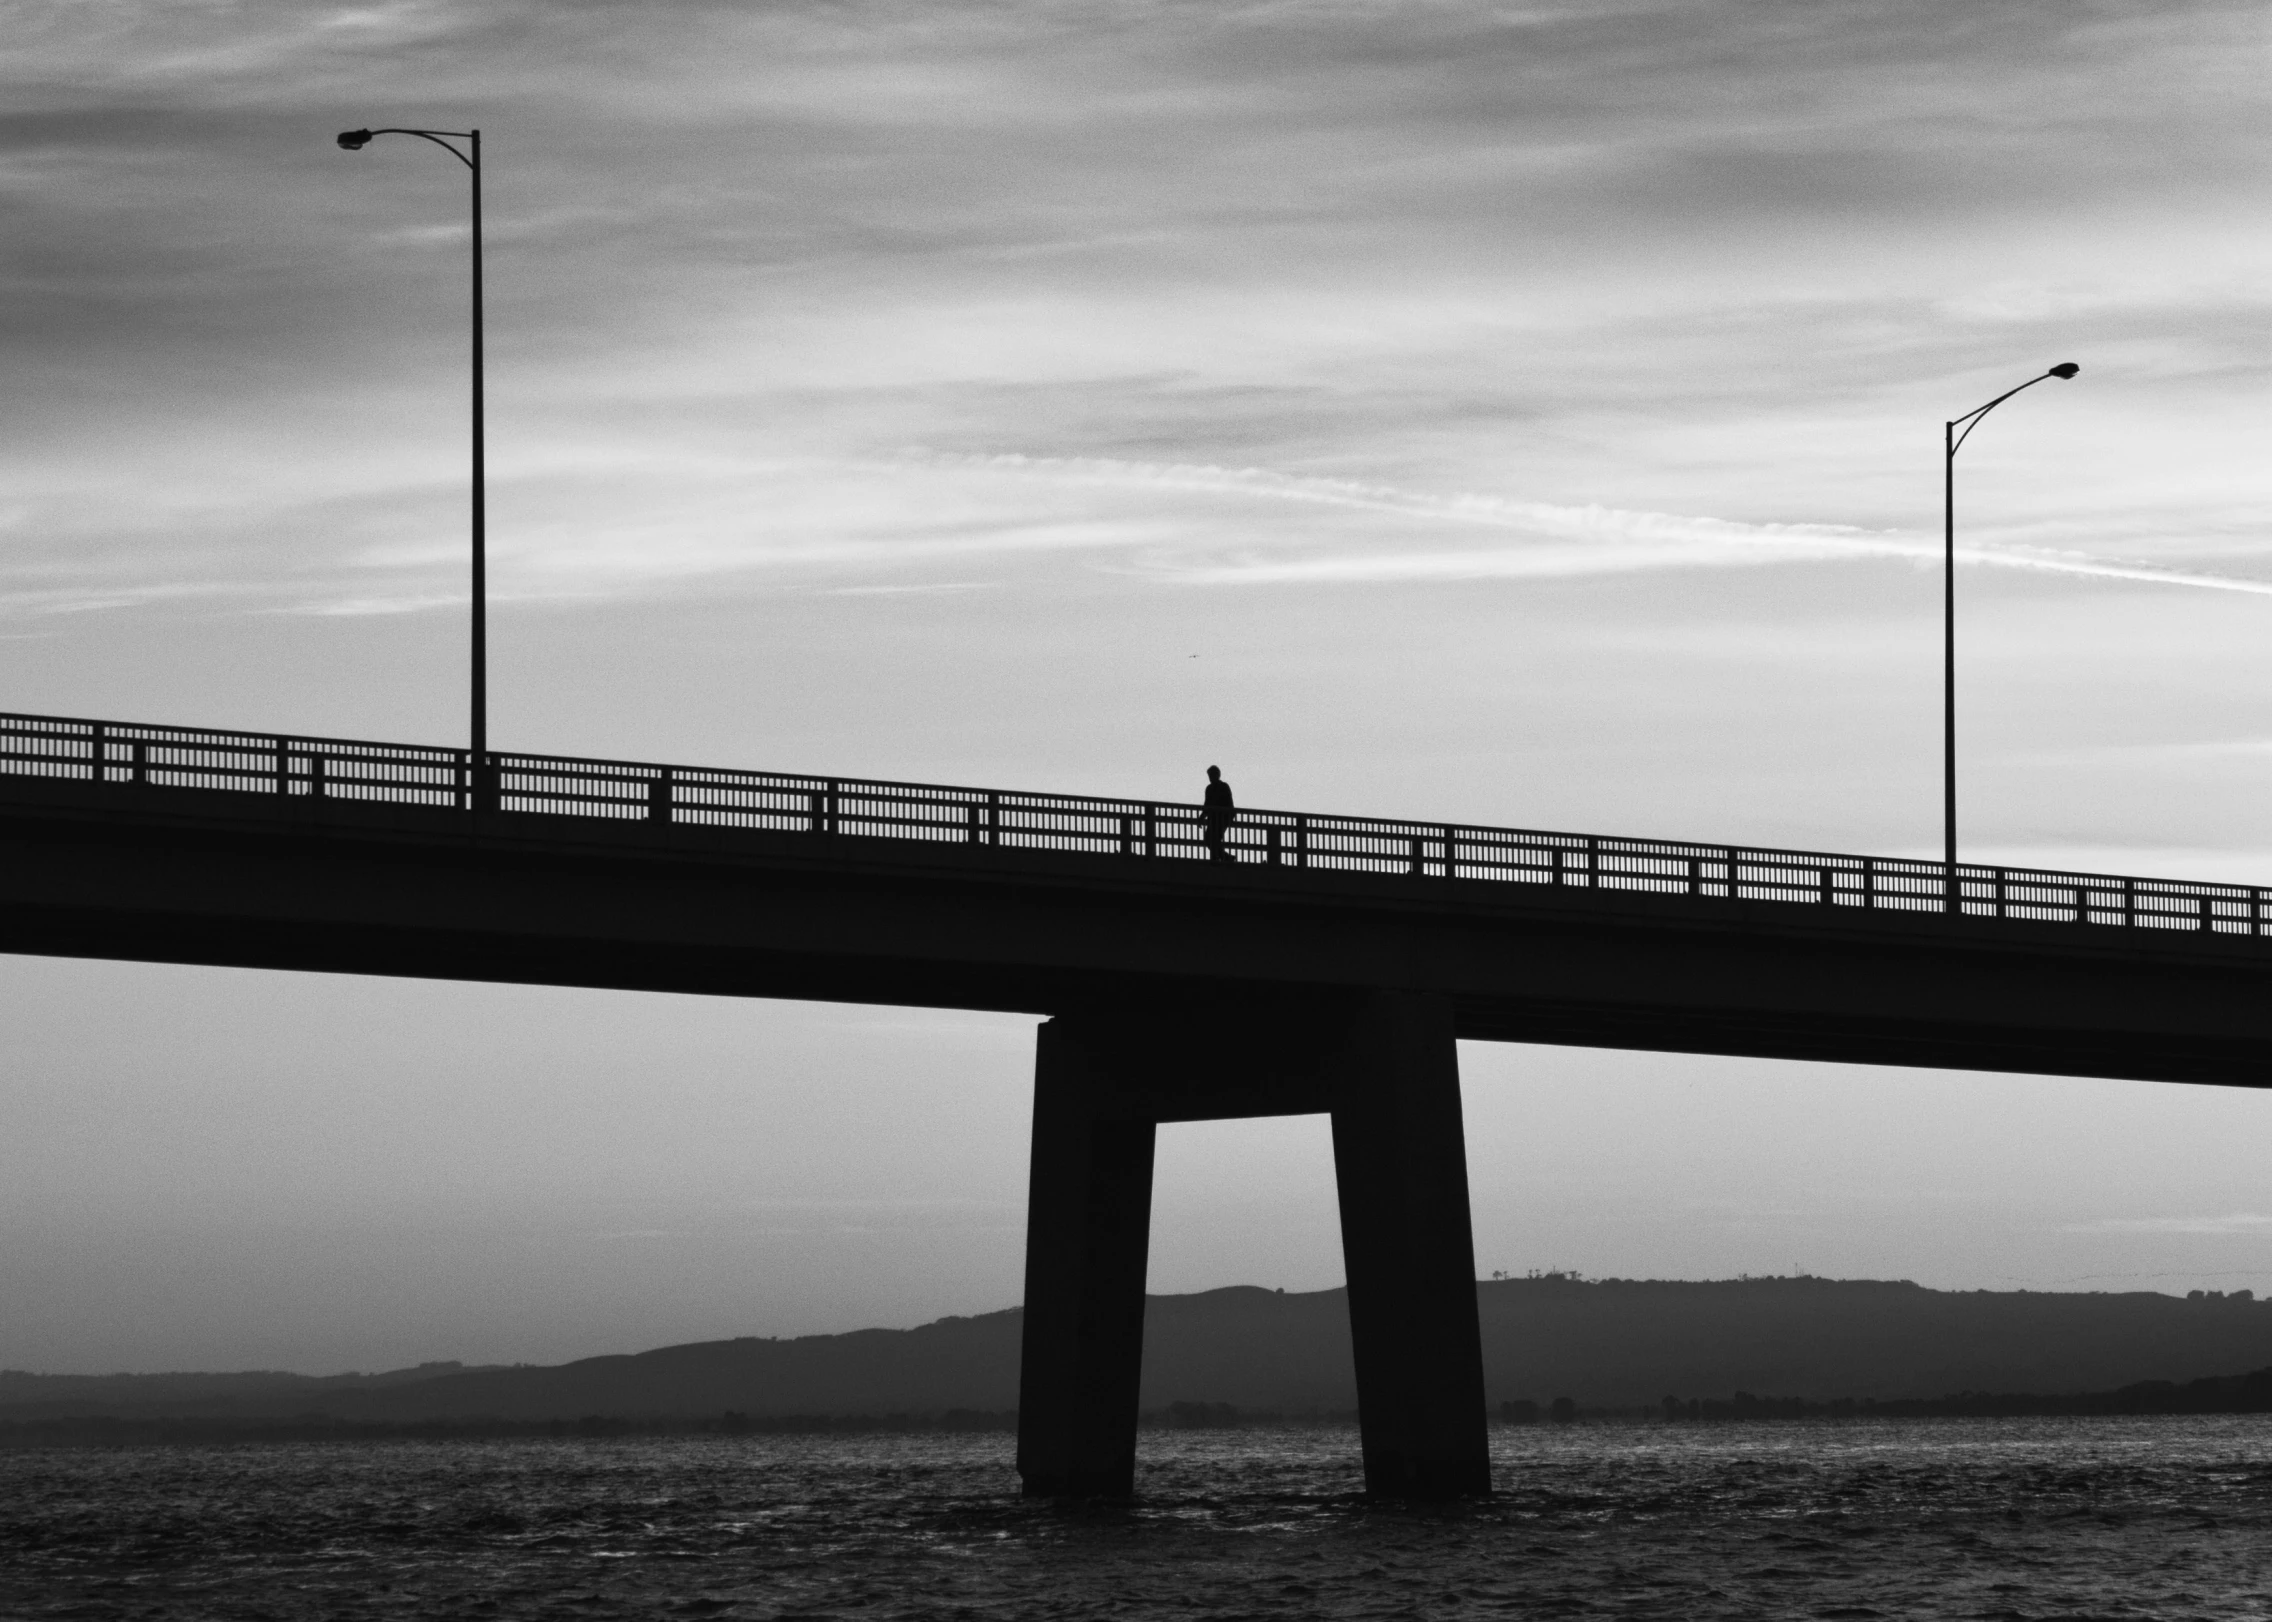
[335,126,489,809]
[1943,361,2079,909]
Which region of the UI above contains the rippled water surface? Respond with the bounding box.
[4,1419,2271,1619]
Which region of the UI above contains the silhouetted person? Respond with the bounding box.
[1202,765,1235,862]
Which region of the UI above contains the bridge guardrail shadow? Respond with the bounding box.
[3,709,2261,937]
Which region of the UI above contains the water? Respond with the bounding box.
[4,1419,2270,1619]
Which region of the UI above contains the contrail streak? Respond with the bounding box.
[909,451,2272,598]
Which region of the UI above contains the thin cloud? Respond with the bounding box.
[915,451,2272,598]
[912,450,1876,549]
[821,582,991,597]
[2068,1213,2272,1236]
[282,593,468,618]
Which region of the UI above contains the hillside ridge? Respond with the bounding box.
[8,1275,2268,1422]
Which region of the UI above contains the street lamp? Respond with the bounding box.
[1943,361,2080,909]
[335,126,490,810]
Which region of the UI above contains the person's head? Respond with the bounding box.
[1206,765,1221,781]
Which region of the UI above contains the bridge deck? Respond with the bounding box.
[3,710,2269,1088]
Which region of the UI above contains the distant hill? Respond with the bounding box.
[1140,1275,2272,1411]
[7,1276,2270,1424]
[1470,1275,2272,1407]
[0,1360,504,1422]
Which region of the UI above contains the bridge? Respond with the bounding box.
[6,709,2270,1497]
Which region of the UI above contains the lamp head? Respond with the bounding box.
[2048,362,2080,379]
[336,129,374,151]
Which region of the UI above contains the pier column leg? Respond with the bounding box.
[1015,1014,1158,1497]
[1330,993,1491,1498]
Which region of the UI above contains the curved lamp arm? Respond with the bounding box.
[1949,363,2080,456]
[337,128,476,169]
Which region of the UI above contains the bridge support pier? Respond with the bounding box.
[1014,991,1489,1501]
[1330,994,1492,1498]
[1014,1016,1159,1498]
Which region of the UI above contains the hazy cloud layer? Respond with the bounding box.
[5,0,2270,619]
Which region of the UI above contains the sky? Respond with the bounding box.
[5,0,2272,1373]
